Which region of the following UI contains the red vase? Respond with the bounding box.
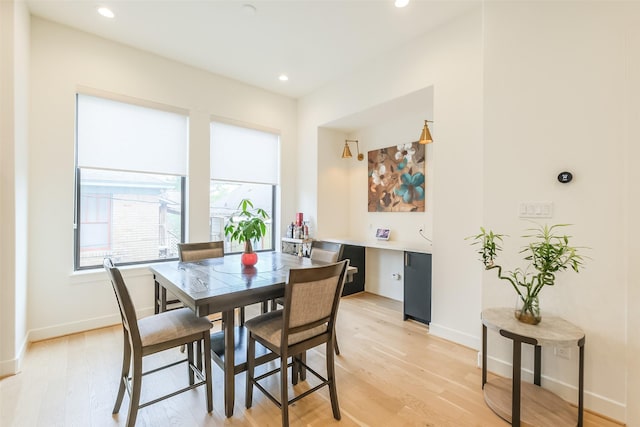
[241,252,258,266]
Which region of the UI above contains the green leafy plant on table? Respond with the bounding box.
[468,223,585,324]
[224,198,269,266]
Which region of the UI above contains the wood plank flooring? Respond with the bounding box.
[0,293,623,427]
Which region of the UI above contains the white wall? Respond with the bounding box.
[299,7,484,348]
[482,2,639,421]
[300,1,482,347]
[301,2,639,424]
[327,107,435,299]
[26,18,298,340]
[627,23,640,427]
[315,126,351,236]
[7,2,639,424]
[0,0,30,377]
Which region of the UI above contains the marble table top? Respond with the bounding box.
[481,307,585,347]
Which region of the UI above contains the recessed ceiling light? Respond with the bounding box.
[394,0,409,8]
[278,74,289,82]
[97,7,115,18]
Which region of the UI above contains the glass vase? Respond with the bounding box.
[514,294,541,325]
[241,252,258,266]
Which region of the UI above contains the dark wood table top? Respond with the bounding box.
[149,252,318,317]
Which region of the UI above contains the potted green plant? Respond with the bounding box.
[468,223,585,324]
[224,198,270,266]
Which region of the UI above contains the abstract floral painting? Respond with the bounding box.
[368,142,426,212]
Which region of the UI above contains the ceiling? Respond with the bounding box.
[25,0,478,99]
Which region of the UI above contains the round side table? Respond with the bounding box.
[481,307,585,427]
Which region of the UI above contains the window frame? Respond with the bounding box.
[209,179,276,255]
[74,92,188,270]
[74,169,186,270]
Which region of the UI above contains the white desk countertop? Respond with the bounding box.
[322,237,432,254]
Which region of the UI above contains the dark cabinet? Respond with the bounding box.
[403,251,432,324]
[340,244,365,296]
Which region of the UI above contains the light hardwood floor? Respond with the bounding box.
[0,293,623,427]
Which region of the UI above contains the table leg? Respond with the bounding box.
[223,309,235,417]
[578,341,585,427]
[153,278,160,314]
[160,287,168,312]
[534,345,541,386]
[482,324,487,388]
[512,339,522,427]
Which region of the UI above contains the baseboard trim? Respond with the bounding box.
[0,332,29,378]
[428,322,626,424]
[27,307,154,342]
[0,356,19,378]
[429,322,480,350]
[485,354,626,423]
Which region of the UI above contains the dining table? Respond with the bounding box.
[149,251,353,417]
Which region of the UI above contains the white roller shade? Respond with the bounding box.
[210,122,279,185]
[77,94,188,176]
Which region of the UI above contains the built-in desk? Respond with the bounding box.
[324,238,432,323]
[323,238,432,255]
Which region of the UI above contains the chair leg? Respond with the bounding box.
[154,281,160,314]
[203,333,213,413]
[160,287,168,312]
[280,353,289,427]
[187,342,195,385]
[334,332,340,356]
[196,340,203,371]
[245,333,255,408]
[126,355,143,427]
[291,355,299,385]
[240,307,246,326]
[326,341,341,420]
[299,352,307,381]
[113,333,131,414]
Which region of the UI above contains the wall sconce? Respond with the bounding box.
[419,120,434,144]
[342,139,364,161]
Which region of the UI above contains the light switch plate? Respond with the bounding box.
[519,201,553,218]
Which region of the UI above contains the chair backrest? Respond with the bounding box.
[104,258,141,346]
[178,241,224,262]
[282,260,349,343]
[310,241,344,263]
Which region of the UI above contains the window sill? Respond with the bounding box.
[69,263,154,285]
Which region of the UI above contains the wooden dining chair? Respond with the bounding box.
[154,241,225,314]
[178,241,224,262]
[245,260,348,427]
[104,258,213,427]
[309,240,344,263]
[154,241,226,313]
[273,240,345,354]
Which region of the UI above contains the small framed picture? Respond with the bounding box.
[375,228,390,241]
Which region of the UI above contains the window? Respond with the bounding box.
[75,94,187,269]
[80,192,111,250]
[210,122,279,253]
